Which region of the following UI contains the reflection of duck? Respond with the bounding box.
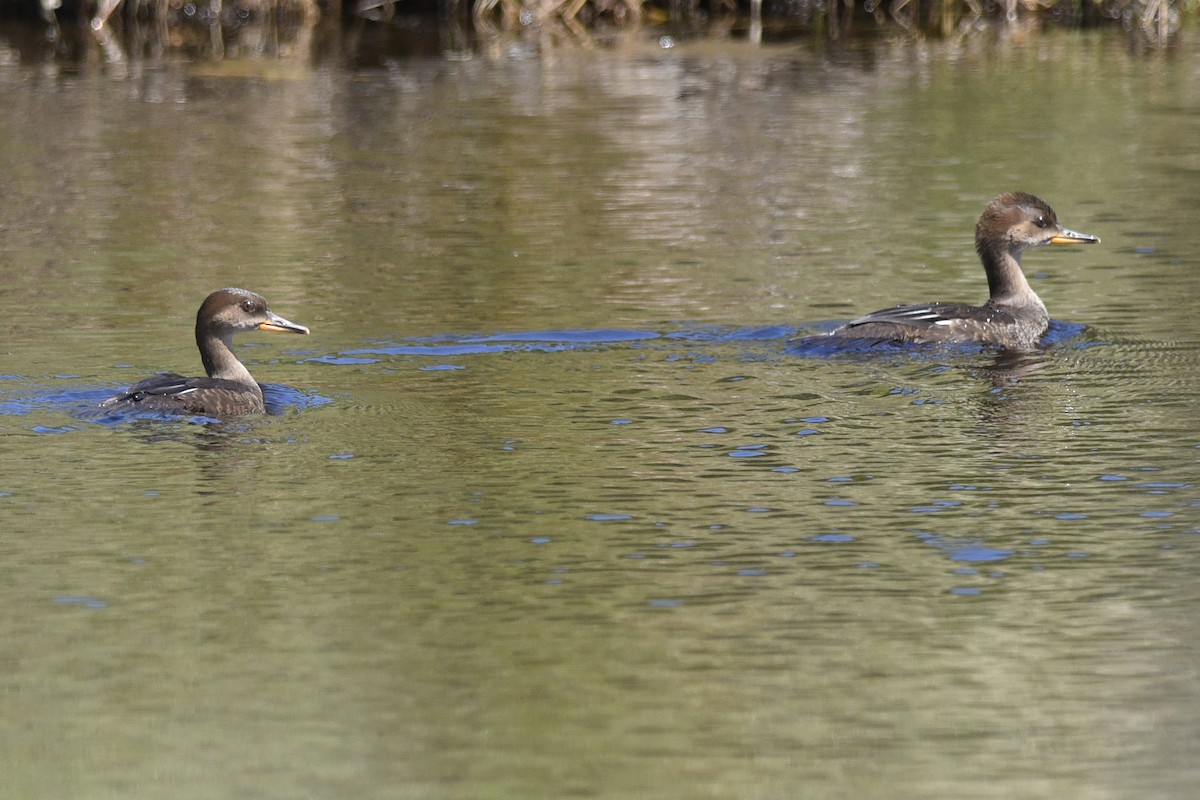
[99,288,309,416]
[825,193,1099,350]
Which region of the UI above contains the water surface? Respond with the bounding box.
[1,26,1199,800]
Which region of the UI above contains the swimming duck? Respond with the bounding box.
[99,288,309,416]
[824,192,1098,350]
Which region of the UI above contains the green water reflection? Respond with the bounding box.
[1,28,1199,800]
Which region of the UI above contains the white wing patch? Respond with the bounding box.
[892,307,944,321]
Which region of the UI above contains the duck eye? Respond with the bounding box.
[241,300,257,313]
[1034,216,1049,228]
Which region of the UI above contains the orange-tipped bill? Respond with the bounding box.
[258,311,310,335]
[1050,227,1100,246]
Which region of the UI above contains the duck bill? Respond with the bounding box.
[1050,227,1100,245]
[258,312,310,335]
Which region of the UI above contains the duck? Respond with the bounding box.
[821,192,1099,350]
[99,288,310,416]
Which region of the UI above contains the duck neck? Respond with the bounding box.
[978,241,1045,314]
[197,327,256,385]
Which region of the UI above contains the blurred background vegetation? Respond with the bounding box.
[0,0,1191,63]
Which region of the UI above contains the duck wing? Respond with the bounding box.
[836,303,1019,344]
[99,373,264,415]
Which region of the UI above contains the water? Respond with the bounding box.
[1,22,1200,800]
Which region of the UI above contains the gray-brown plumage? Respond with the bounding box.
[828,192,1099,350]
[99,288,309,416]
